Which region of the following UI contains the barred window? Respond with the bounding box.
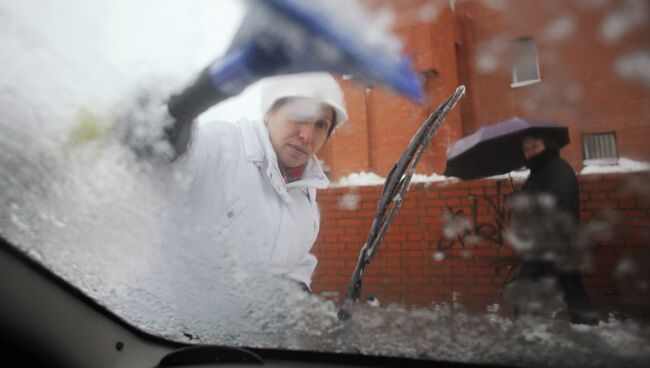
[582,131,618,164]
[511,37,541,88]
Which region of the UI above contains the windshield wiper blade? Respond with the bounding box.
[338,86,466,320]
[158,345,263,366]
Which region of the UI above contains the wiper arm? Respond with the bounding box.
[158,345,263,366]
[338,86,466,320]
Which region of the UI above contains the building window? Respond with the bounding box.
[511,37,541,88]
[582,131,618,165]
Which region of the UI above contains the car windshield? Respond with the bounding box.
[1,0,649,367]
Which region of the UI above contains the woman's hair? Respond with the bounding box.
[268,97,338,137]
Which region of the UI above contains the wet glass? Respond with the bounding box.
[1,1,649,367]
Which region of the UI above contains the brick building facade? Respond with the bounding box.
[312,173,650,317]
[320,0,650,180]
[311,0,650,317]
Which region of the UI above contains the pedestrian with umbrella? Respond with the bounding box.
[444,117,598,325]
[512,130,599,325]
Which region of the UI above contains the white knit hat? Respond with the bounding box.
[260,72,348,128]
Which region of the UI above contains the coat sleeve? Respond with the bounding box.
[175,120,238,191]
[166,67,231,159]
[543,160,580,220]
[284,187,323,287]
[285,253,318,288]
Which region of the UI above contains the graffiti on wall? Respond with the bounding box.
[437,181,511,251]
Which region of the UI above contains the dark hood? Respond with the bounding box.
[525,148,560,172]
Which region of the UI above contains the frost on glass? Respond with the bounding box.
[615,49,650,91]
[541,14,577,43]
[338,192,361,211]
[1,1,650,368]
[599,0,648,43]
[506,194,592,271]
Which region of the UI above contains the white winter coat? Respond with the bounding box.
[175,118,329,287]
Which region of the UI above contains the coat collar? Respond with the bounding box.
[525,148,560,173]
[238,119,329,202]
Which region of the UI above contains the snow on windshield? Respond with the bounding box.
[1,1,649,367]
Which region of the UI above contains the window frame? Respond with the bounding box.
[510,36,542,88]
[582,131,619,165]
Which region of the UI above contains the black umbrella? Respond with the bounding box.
[443,117,569,180]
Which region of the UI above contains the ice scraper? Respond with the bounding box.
[165,0,424,156]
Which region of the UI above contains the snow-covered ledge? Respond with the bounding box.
[330,170,534,188]
[580,158,650,175]
[329,158,650,188]
[480,169,530,182]
[330,171,454,188]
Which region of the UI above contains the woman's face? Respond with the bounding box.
[266,98,334,169]
[522,136,546,160]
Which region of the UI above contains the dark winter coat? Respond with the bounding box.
[516,149,597,324]
[521,148,580,221]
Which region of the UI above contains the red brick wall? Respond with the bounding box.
[321,0,650,181]
[311,172,650,316]
[448,0,650,171]
[321,5,463,180]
